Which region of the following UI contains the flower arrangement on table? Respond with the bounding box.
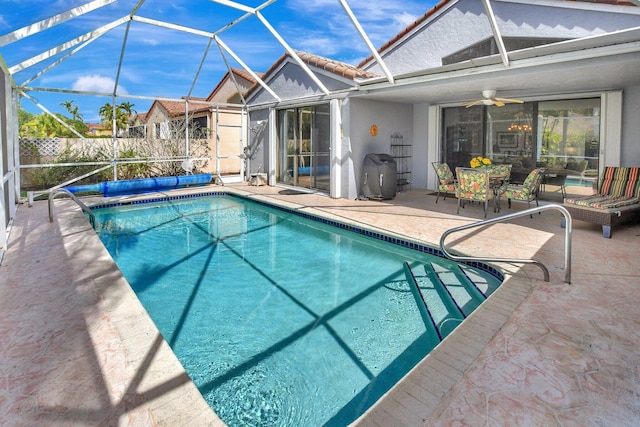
[470,156,492,168]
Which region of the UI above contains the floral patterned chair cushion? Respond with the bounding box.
[432,162,456,203]
[455,167,494,217]
[500,168,544,210]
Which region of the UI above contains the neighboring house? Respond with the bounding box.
[127,112,147,138]
[85,123,111,137]
[245,0,640,200]
[139,68,261,177]
[208,67,259,104]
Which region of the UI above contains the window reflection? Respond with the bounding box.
[442,98,600,198]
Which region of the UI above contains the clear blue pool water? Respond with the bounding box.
[93,194,502,426]
[564,176,596,188]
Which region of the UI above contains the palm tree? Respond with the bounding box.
[119,101,136,118]
[99,101,135,134]
[59,100,88,135]
[99,103,114,129]
[60,100,82,121]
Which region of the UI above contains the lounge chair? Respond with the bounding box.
[563,166,640,238]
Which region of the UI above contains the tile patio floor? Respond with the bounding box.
[1,183,639,426]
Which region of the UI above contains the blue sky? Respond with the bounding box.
[0,0,435,123]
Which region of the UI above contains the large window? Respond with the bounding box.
[442,37,568,66]
[442,98,600,198]
[537,99,600,172]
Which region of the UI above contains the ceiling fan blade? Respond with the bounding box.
[495,97,524,104]
[463,99,483,108]
[493,99,505,107]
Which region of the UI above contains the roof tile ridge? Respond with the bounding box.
[293,49,378,79]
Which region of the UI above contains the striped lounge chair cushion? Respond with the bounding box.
[598,167,640,198]
[565,166,640,209]
[565,195,640,209]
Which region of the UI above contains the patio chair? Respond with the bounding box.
[488,163,512,185]
[455,167,494,218]
[499,168,545,216]
[432,162,456,203]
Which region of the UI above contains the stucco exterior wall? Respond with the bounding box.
[347,98,414,198]
[210,76,253,103]
[250,61,355,105]
[412,103,431,190]
[364,0,640,77]
[621,85,640,167]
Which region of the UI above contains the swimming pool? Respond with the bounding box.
[93,193,502,426]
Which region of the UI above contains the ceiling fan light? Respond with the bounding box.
[482,99,493,105]
[482,89,496,98]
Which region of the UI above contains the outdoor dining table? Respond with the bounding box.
[489,171,509,212]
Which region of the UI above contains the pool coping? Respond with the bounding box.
[78,185,531,425]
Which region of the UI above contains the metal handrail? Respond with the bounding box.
[439,204,572,284]
[48,188,96,229]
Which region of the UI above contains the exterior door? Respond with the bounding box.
[442,98,601,199]
[277,104,330,192]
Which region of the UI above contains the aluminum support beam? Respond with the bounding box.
[0,0,116,47]
[21,34,103,87]
[188,38,214,99]
[482,0,509,67]
[219,49,249,106]
[211,0,330,95]
[210,0,277,36]
[9,17,130,74]
[215,35,282,102]
[131,16,214,38]
[338,0,395,84]
[20,92,87,139]
[255,11,331,95]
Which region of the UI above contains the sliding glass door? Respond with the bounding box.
[442,98,600,199]
[276,104,330,192]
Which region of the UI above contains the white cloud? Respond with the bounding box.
[297,35,342,56]
[281,0,430,60]
[395,11,421,29]
[72,75,128,95]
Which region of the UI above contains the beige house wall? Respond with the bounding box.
[210,108,244,176]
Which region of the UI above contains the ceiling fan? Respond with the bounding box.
[463,89,524,108]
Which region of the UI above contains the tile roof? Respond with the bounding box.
[133,112,148,123]
[231,67,259,83]
[141,69,258,120]
[205,67,262,102]
[244,49,378,100]
[293,51,378,80]
[151,98,212,118]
